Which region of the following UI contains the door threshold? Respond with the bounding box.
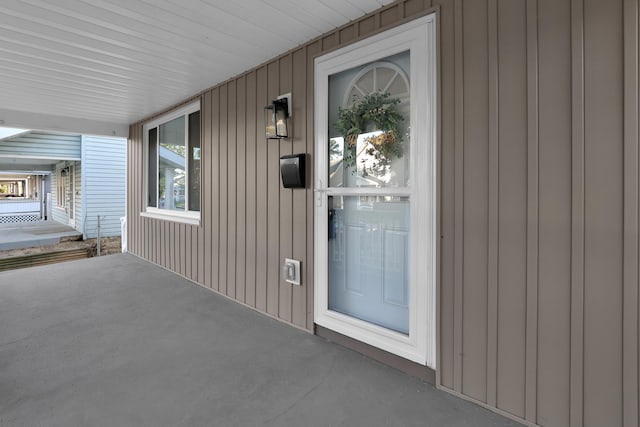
[315,324,435,384]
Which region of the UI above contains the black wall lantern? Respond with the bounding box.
[265,96,289,139]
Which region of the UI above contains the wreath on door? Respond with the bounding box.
[334,92,405,173]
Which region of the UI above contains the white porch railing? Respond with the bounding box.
[0,200,41,214]
[0,200,42,223]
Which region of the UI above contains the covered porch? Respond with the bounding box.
[0,254,520,427]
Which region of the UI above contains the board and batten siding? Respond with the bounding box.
[127,1,640,426]
[81,135,126,238]
[0,131,81,160]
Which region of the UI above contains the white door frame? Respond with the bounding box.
[314,14,437,367]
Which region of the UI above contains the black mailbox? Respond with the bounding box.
[280,153,306,189]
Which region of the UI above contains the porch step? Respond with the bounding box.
[59,233,83,243]
[0,221,82,251]
[0,241,96,272]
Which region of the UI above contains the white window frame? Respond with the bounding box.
[314,15,437,367]
[141,100,201,225]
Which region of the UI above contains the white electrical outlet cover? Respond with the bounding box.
[284,258,301,285]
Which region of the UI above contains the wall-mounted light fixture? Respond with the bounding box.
[265,94,290,139]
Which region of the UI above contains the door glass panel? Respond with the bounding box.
[328,51,410,188]
[328,195,410,334]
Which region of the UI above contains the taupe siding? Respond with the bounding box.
[537,0,572,425]
[266,61,280,318]
[439,0,456,392]
[461,0,490,404]
[496,1,527,415]
[255,67,268,312]
[245,72,258,308]
[583,1,624,426]
[279,54,293,323]
[292,47,309,329]
[127,1,640,426]
[436,0,638,426]
[623,2,640,427]
[570,0,586,425]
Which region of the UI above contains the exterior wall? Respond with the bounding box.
[81,135,126,238]
[436,2,638,427]
[0,131,81,160]
[4,131,82,226]
[11,133,126,237]
[127,1,640,426]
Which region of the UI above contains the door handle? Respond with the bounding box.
[314,179,328,207]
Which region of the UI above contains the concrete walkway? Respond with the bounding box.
[0,220,81,250]
[0,254,523,427]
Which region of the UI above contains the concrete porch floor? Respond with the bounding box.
[0,254,522,427]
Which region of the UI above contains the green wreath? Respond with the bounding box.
[333,92,405,174]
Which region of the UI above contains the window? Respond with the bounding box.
[0,179,27,198]
[143,101,201,225]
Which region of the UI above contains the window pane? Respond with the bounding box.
[188,111,201,212]
[148,127,158,208]
[328,51,410,188]
[158,116,186,211]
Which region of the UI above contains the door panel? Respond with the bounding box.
[328,195,410,334]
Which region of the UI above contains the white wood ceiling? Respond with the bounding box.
[0,0,393,136]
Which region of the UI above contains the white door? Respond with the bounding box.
[67,164,75,227]
[314,15,437,366]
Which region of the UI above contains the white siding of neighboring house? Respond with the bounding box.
[5,132,125,237]
[2,131,82,226]
[0,131,81,160]
[81,135,126,238]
